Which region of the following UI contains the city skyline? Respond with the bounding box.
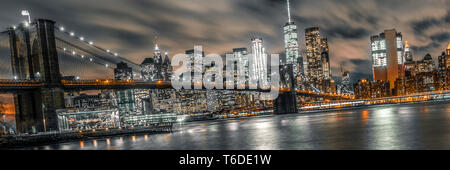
[0,0,448,83]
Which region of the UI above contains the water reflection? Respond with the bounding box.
[79,141,84,148]
[93,140,98,147]
[28,102,450,150]
[362,110,369,119]
[368,107,402,149]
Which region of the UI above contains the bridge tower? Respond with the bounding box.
[274,64,298,114]
[8,19,64,134]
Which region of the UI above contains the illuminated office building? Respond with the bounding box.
[185,48,205,84]
[251,38,268,86]
[370,29,404,89]
[283,0,300,72]
[340,67,352,95]
[233,48,248,85]
[305,27,331,81]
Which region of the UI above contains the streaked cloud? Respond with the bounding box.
[0,0,448,82]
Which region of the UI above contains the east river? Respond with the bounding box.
[24,101,450,150]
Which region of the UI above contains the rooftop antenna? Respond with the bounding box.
[287,0,292,23]
[21,10,31,24]
[153,34,160,55]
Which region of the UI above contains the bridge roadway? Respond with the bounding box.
[0,79,349,100]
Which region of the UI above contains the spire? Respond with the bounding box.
[153,35,160,55]
[287,0,292,23]
[163,51,170,64]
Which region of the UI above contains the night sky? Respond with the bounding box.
[0,0,449,83]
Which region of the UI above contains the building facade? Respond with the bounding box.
[304,27,331,82]
[114,62,135,115]
[250,38,268,87]
[370,29,404,89]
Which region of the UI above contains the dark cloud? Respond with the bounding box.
[346,58,373,83]
[411,16,446,35]
[0,0,448,81]
[323,27,370,39]
[430,32,450,42]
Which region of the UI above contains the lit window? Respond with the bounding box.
[380,40,386,50]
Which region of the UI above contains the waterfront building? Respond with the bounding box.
[416,71,439,93]
[114,62,135,114]
[57,108,120,131]
[354,79,390,99]
[150,89,178,114]
[354,79,371,99]
[370,29,404,89]
[175,90,208,115]
[71,93,115,110]
[137,43,176,115]
[135,57,155,115]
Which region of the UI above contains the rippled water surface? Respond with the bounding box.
[27,101,450,150]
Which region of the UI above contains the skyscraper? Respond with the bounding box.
[250,38,268,86]
[305,27,331,81]
[404,40,413,62]
[284,0,299,66]
[186,47,205,84]
[114,62,133,80]
[370,29,404,89]
[162,51,173,81]
[437,44,450,90]
[233,48,248,85]
[340,65,352,95]
[140,57,157,81]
